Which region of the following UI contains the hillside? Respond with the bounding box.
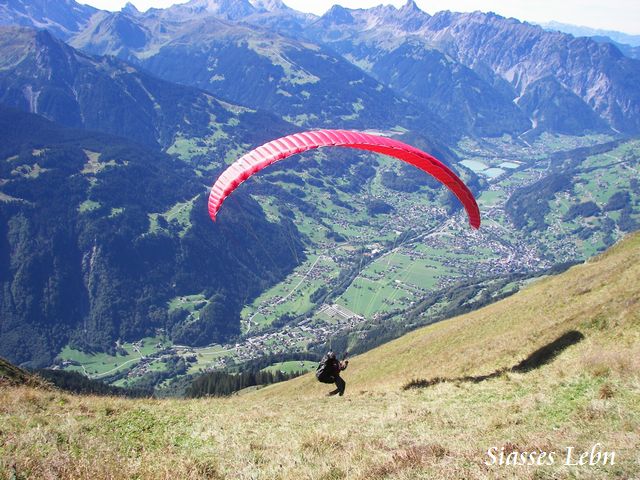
[0,356,47,388]
[0,106,303,367]
[0,26,292,150]
[0,0,97,40]
[69,6,450,144]
[306,3,639,135]
[8,0,637,138]
[1,232,638,479]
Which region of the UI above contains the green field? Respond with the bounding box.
[335,248,456,317]
[262,360,317,374]
[78,199,101,213]
[478,189,504,206]
[187,345,237,374]
[169,294,207,314]
[57,336,167,379]
[241,254,339,331]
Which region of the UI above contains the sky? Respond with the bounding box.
[79,0,640,35]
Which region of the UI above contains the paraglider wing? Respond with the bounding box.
[208,129,481,229]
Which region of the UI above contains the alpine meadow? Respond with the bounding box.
[0,0,639,478]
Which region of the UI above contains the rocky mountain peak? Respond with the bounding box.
[322,5,354,25]
[177,0,257,19]
[399,0,421,14]
[121,2,141,16]
[319,1,430,32]
[395,0,430,31]
[0,0,98,39]
[248,0,288,13]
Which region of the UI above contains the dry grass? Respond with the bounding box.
[1,233,639,479]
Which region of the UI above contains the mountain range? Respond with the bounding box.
[0,26,292,149]
[541,21,640,48]
[540,22,640,60]
[307,5,639,135]
[4,0,640,137]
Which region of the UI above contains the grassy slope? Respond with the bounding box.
[0,358,48,388]
[1,233,639,479]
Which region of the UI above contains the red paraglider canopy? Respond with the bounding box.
[208,129,481,229]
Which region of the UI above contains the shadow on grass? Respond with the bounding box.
[403,330,585,390]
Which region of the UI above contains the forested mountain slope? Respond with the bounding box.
[0,106,303,367]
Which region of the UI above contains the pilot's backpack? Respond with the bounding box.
[316,353,335,383]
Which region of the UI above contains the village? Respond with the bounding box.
[159,208,553,376]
